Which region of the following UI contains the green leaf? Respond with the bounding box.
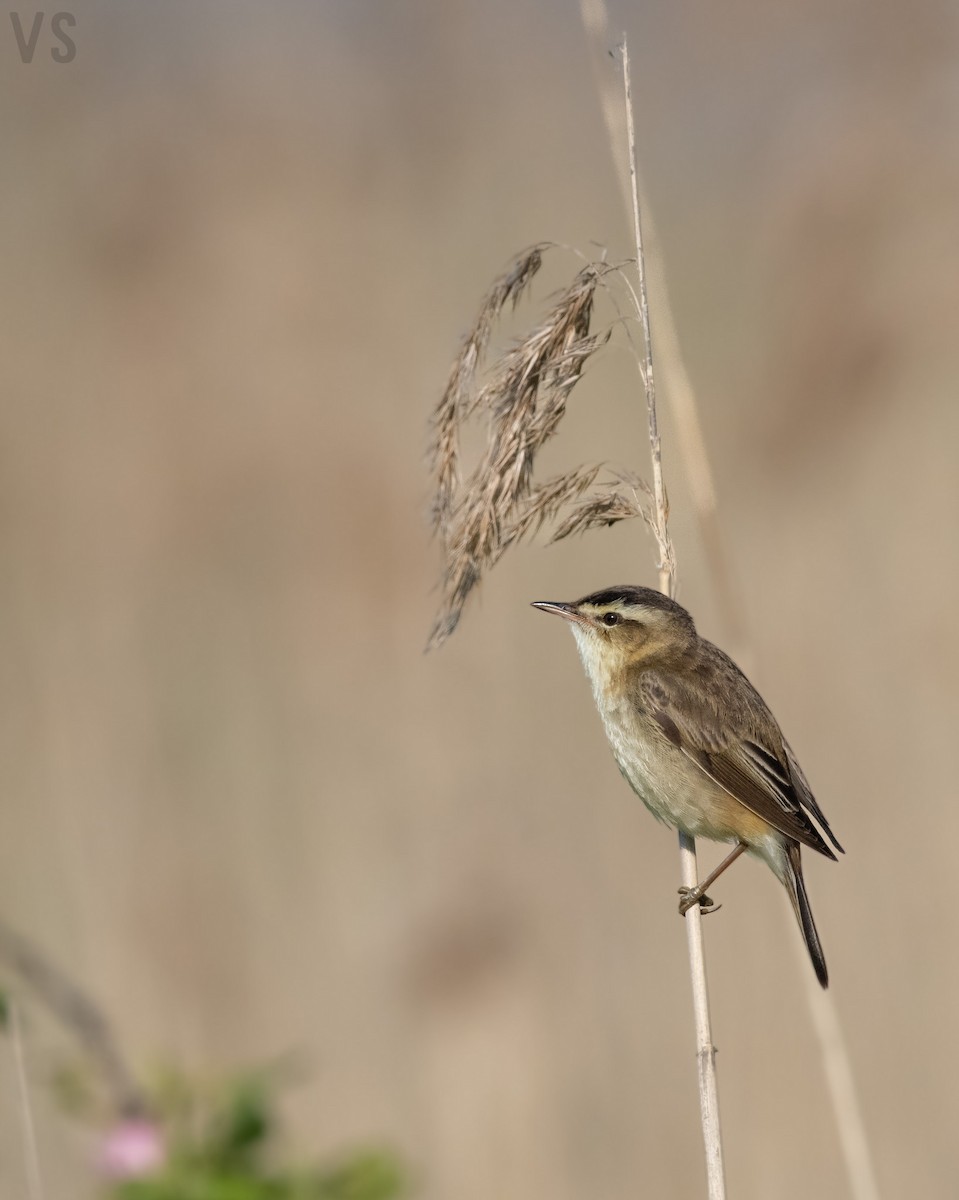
[210,1080,271,1166]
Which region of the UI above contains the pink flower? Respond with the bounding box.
[98,1118,165,1180]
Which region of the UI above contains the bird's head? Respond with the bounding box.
[532,585,696,685]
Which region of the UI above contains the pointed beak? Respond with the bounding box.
[530,601,590,628]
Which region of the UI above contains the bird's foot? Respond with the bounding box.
[677,886,720,916]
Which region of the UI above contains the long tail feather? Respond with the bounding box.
[784,841,829,988]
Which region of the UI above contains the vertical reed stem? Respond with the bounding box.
[621,37,727,1200]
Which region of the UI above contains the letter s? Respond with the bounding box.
[51,11,75,62]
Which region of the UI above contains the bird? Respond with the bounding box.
[531,585,843,987]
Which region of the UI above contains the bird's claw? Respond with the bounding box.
[677,886,721,916]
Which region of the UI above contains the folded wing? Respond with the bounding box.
[638,655,843,859]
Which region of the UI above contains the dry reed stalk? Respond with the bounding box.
[791,916,881,1200]
[581,10,879,1200]
[619,37,726,1200]
[577,0,746,649]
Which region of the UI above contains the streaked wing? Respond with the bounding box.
[639,659,840,859]
[783,736,844,854]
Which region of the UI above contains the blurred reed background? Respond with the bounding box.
[0,1,957,1196]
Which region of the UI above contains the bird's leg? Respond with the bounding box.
[678,841,749,915]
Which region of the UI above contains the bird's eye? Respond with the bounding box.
[601,612,621,627]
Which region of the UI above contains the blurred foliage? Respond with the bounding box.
[107,1073,404,1200]
[0,941,405,1200]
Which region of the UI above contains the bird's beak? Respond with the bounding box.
[531,601,590,628]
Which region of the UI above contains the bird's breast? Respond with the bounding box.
[572,630,744,839]
[597,695,680,825]
[595,694,746,843]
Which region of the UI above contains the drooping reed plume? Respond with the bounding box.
[427,245,655,648]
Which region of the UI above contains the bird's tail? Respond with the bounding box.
[783,841,829,988]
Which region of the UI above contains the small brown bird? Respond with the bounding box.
[532,585,843,987]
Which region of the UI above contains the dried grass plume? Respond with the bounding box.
[427,245,655,648]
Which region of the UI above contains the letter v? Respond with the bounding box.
[11,13,44,64]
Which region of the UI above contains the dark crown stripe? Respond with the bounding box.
[576,586,691,620]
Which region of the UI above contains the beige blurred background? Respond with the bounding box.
[0,1,957,1196]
